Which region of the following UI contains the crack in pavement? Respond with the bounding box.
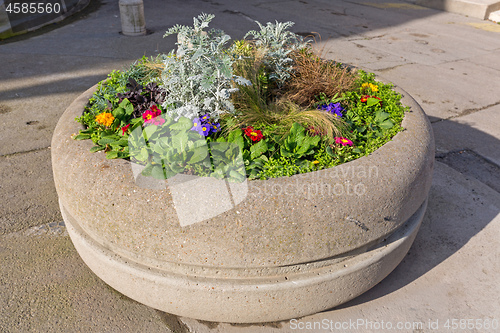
[430,100,500,124]
[0,146,51,159]
[3,221,67,238]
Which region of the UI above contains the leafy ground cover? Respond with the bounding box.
[74,14,407,181]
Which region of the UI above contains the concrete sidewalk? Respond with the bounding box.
[1,0,499,332]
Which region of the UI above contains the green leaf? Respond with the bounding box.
[250,140,267,159]
[375,111,390,123]
[288,123,306,143]
[366,98,381,107]
[227,129,244,150]
[110,138,129,148]
[191,48,204,61]
[229,169,246,182]
[106,151,119,159]
[152,142,166,155]
[138,147,149,162]
[112,106,125,120]
[141,163,153,176]
[163,165,177,179]
[295,137,316,156]
[280,146,293,157]
[101,129,115,137]
[79,128,93,134]
[188,146,209,165]
[74,133,91,140]
[378,119,394,129]
[119,98,134,116]
[170,117,192,131]
[143,125,158,141]
[90,145,105,153]
[228,129,242,141]
[171,132,189,152]
[211,142,230,153]
[326,146,336,157]
[151,165,166,179]
[99,137,118,145]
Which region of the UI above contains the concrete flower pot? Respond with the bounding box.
[51,82,434,323]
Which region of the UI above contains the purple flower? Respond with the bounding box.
[191,117,202,131]
[210,122,221,134]
[191,116,220,137]
[318,103,343,118]
[200,124,211,136]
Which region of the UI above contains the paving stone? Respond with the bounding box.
[432,103,500,166]
[0,231,171,332]
[0,54,132,156]
[375,61,500,121]
[0,149,61,234]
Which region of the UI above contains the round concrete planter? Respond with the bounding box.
[52,82,434,323]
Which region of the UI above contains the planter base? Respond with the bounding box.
[61,197,427,323]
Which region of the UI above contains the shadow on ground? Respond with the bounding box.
[334,121,500,310]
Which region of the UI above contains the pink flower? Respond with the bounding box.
[142,106,165,126]
[121,124,130,135]
[335,137,353,146]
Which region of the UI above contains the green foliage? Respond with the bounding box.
[341,70,407,155]
[245,20,307,86]
[73,14,408,183]
[279,123,320,159]
[161,13,250,121]
[127,115,246,182]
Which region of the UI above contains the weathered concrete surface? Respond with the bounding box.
[0,148,61,234]
[0,224,170,332]
[432,103,500,165]
[168,162,500,332]
[416,0,500,19]
[1,0,499,331]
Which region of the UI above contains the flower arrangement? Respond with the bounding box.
[74,13,407,181]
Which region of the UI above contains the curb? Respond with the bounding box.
[416,0,500,19]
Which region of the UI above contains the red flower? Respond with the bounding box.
[121,124,130,135]
[142,106,165,126]
[361,95,382,106]
[243,126,264,142]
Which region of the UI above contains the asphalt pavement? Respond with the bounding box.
[0,0,499,332]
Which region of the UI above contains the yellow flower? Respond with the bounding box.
[95,112,115,127]
[362,82,378,92]
[312,160,319,164]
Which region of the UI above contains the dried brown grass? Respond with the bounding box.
[283,50,358,107]
[228,47,353,139]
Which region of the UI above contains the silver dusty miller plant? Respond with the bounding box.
[161,13,250,120]
[245,20,308,87]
